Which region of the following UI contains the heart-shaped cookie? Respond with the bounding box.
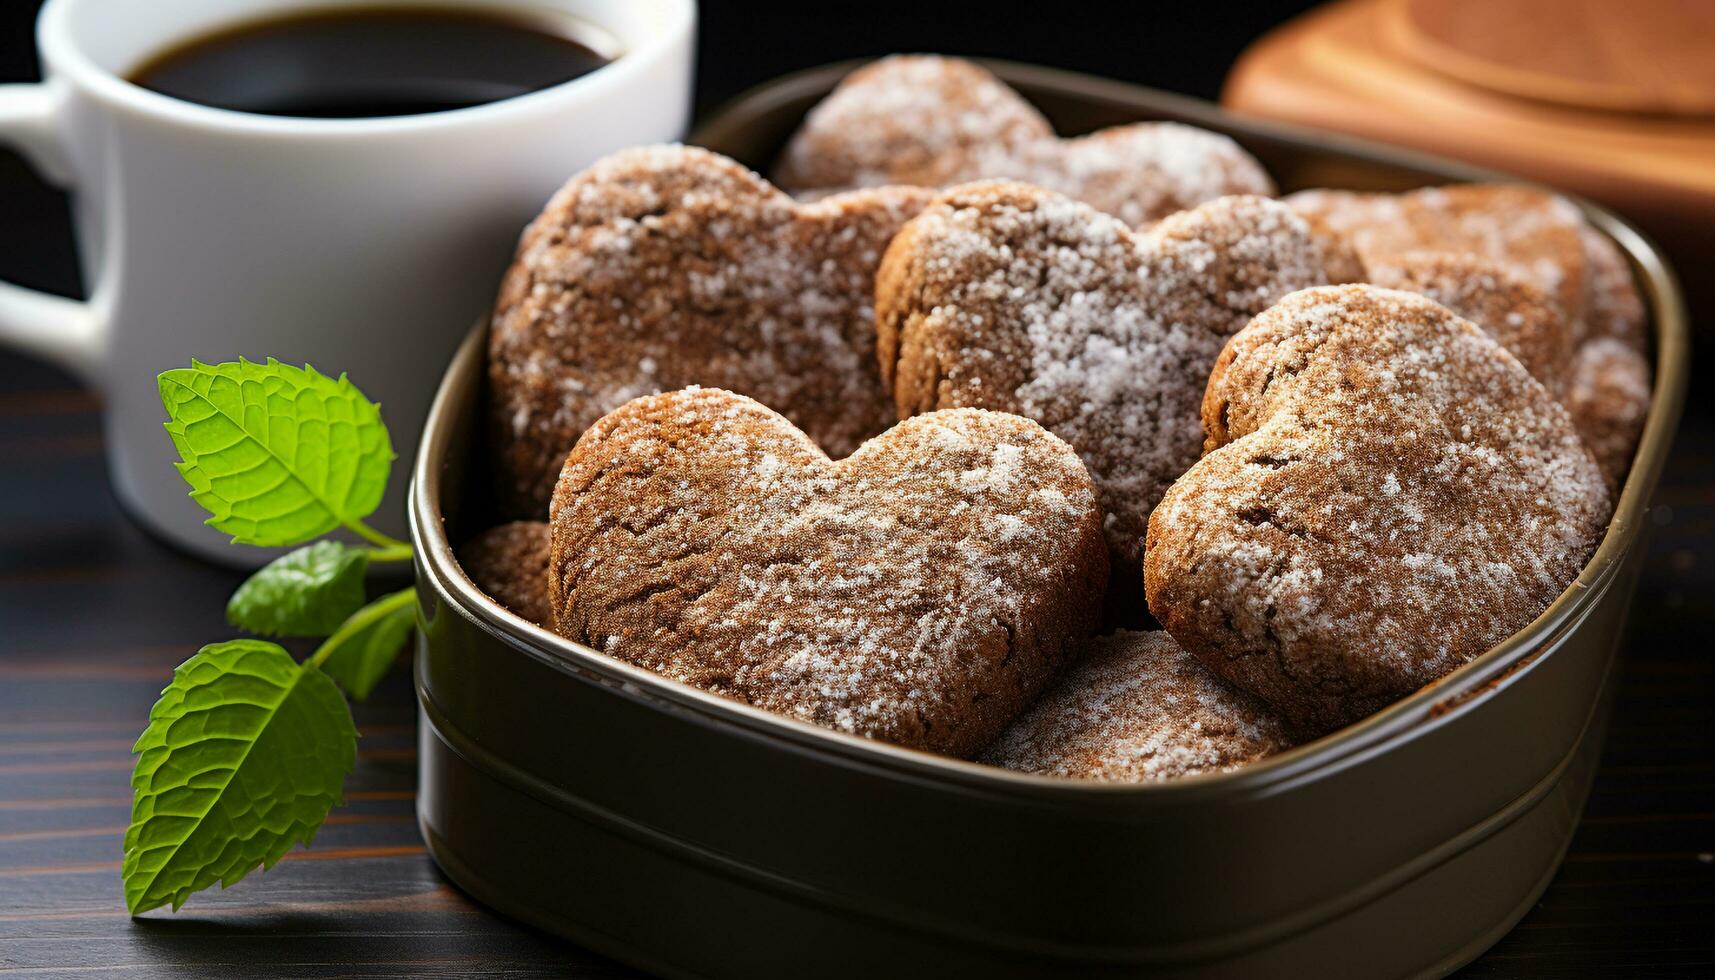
[875,183,1360,575]
[979,630,1294,781]
[488,145,934,515]
[547,387,1109,757]
[1144,285,1610,732]
[775,55,1276,228]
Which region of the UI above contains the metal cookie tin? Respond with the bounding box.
[409,62,1689,979]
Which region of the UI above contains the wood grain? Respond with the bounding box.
[0,152,1711,980]
[1392,0,1715,116]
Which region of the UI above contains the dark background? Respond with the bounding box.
[1,1,1710,977]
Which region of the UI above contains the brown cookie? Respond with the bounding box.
[776,55,1275,228]
[876,183,1358,576]
[1579,226,1648,349]
[547,387,1109,757]
[1567,337,1652,489]
[457,521,551,627]
[979,630,1294,781]
[1364,251,1573,395]
[1286,185,1591,324]
[488,145,934,515]
[1145,285,1610,732]
[1290,185,1652,485]
[774,55,1053,192]
[1570,227,1652,487]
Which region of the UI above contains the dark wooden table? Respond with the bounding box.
[2,175,1713,980]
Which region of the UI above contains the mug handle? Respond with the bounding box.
[0,82,105,383]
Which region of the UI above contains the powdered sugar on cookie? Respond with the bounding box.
[1145,285,1610,732]
[548,387,1108,758]
[488,145,933,515]
[775,55,1052,191]
[1365,251,1572,395]
[981,630,1294,781]
[877,183,1357,574]
[1289,185,1652,486]
[1578,226,1648,349]
[1567,337,1652,488]
[1568,227,1652,487]
[1288,185,1590,322]
[976,123,1279,228]
[777,55,1275,227]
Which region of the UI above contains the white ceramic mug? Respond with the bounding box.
[0,0,696,566]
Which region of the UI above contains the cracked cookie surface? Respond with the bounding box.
[876,183,1358,575]
[488,145,933,515]
[980,630,1294,781]
[776,55,1275,228]
[1144,285,1610,732]
[547,387,1109,757]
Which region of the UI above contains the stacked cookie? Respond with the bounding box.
[460,56,1646,783]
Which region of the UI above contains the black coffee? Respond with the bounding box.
[128,6,618,119]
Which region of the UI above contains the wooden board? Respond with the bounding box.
[1393,0,1715,116]
[1223,0,1715,297]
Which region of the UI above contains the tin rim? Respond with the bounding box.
[410,63,1690,806]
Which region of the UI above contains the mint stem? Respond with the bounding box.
[344,518,412,554]
[308,587,416,670]
[364,542,415,563]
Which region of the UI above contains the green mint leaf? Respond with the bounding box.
[123,640,357,914]
[227,541,370,637]
[159,358,393,547]
[319,588,416,701]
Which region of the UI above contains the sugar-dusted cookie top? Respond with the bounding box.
[547,387,1109,758]
[1287,185,1591,323]
[774,55,1053,192]
[1145,285,1610,732]
[876,183,1359,575]
[457,521,550,627]
[1290,184,1653,486]
[980,630,1294,781]
[776,55,1275,228]
[488,145,934,515]
[1364,251,1573,395]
